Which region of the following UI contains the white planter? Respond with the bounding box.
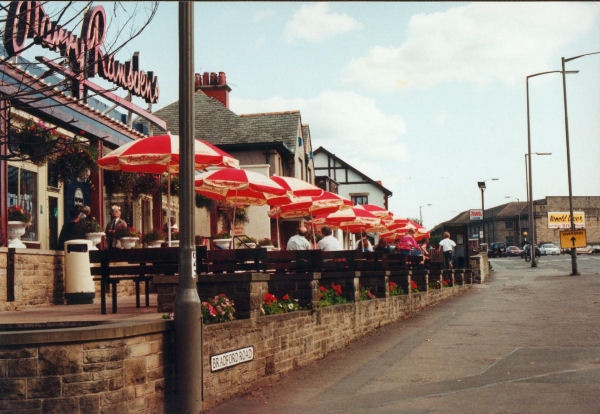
[119,237,139,249]
[213,238,232,249]
[85,232,105,250]
[7,221,28,248]
[146,240,165,248]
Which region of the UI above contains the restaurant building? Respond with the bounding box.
[1,2,164,249]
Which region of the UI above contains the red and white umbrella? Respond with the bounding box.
[355,204,394,220]
[380,220,430,242]
[97,133,239,245]
[98,133,239,173]
[269,191,353,219]
[269,176,323,198]
[195,168,287,245]
[313,206,384,248]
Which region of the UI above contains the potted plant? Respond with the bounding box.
[213,230,232,250]
[258,237,278,250]
[7,205,32,248]
[142,229,164,248]
[84,217,105,249]
[115,226,140,249]
[52,134,97,183]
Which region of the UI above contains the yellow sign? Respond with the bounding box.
[559,229,587,249]
[548,211,585,229]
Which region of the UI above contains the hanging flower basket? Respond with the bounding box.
[10,119,60,165]
[53,134,97,183]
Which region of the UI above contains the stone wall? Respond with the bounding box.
[0,248,142,311]
[1,274,471,413]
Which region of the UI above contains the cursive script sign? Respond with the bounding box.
[3,1,159,103]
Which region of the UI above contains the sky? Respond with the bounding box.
[14,2,600,229]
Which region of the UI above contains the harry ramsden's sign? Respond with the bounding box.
[3,1,159,104]
[548,211,585,229]
[469,209,483,221]
[211,346,254,372]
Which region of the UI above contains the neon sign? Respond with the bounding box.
[3,1,159,103]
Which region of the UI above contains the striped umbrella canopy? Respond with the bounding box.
[194,168,288,206]
[269,176,324,198]
[268,191,353,219]
[380,220,430,242]
[98,133,239,173]
[355,204,394,220]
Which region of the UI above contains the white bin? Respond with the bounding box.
[64,239,95,304]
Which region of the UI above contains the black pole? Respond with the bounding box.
[176,2,203,413]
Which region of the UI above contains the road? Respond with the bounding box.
[207,255,600,414]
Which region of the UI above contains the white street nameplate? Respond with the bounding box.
[211,346,254,372]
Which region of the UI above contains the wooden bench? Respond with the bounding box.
[89,247,179,314]
[265,250,321,274]
[196,247,267,275]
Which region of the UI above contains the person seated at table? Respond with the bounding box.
[355,236,374,252]
[375,238,393,253]
[317,226,341,251]
[287,225,311,250]
[395,229,421,256]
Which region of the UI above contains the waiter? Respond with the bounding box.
[104,205,127,249]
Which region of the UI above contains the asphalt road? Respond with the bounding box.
[207,255,600,414]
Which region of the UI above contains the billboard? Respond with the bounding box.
[547,211,585,229]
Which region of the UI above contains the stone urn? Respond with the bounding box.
[7,221,28,248]
[85,232,105,250]
[213,238,232,250]
[119,236,139,249]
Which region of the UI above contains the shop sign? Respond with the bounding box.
[469,209,483,221]
[547,212,585,229]
[211,346,254,372]
[3,1,159,103]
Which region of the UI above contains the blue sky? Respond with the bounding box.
[17,2,600,229]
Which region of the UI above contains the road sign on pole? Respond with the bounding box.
[559,229,587,249]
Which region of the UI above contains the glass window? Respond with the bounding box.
[8,166,38,241]
[505,220,513,230]
[351,195,368,205]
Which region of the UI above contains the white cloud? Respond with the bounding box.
[284,3,362,43]
[231,90,408,185]
[341,3,600,92]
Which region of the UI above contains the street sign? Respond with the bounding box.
[559,229,587,249]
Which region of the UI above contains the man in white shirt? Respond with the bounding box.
[287,226,311,250]
[438,231,456,268]
[317,226,341,251]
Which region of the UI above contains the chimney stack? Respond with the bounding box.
[195,71,231,108]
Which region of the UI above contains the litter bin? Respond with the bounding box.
[64,239,95,304]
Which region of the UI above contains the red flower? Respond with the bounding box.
[263,293,277,305]
[282,294,290,301]
[320,286,326,292]
[332,283,343,295]
[389,282,397,290]
[410,280,418,290]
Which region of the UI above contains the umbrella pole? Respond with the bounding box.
[231,201,236,249]
[276,212,281,250]
[167,174,172,246]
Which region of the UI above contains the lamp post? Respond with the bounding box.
[524,152,552,265]
[477,178,498,246]
[561,51,599,276]
[419,203,432,225]
[526,69,576,267]
[505,196,521,245]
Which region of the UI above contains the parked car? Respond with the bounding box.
[505,245,523,257]
[592,245,600,254]
[540,243,561,256]
[489,242,506,258]
[576,245,594,255]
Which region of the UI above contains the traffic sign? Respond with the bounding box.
[559,229,587,249]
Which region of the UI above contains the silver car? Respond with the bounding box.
[540,243,561,255]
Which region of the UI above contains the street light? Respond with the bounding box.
[561,51,599,276]
[524,152,552,265]
[526,69,576,267]
[505,196,521,245]
[419,203,432,225]
[477,178,498,246]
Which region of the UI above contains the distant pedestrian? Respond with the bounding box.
[57,207,87,250]
[105,205,127,249]
[439,231,456,269]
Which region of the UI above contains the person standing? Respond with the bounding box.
[438,231,457,269]
[105,205,127,249]
[57,207,87,250]
[286,225,311,250]
[317,226,341,251]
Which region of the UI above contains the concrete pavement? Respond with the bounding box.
[207,256,600,414]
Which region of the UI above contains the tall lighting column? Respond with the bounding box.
[524,152,552,264]
[561,51,599,276]
[477,178,498,246]
[419,203,432,225]
[526,69,576,267]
